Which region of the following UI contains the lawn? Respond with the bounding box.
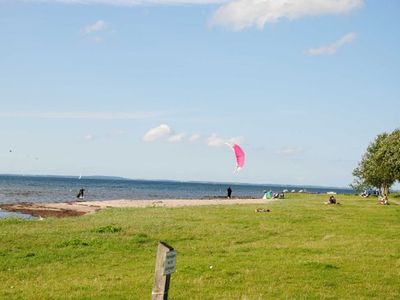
[1,194,399,299]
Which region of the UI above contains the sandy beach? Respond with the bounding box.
[0,198,275,218]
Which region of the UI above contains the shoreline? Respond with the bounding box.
[0,198,276,218]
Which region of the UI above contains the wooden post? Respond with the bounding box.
[152,242,176,300]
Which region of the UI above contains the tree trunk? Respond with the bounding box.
[382,184,389,202]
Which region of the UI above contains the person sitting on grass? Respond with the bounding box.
[360,190,370,198]
[379,197,389,205]
[325,195,339,205]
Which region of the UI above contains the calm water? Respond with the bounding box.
[0,175,353,204]
[0,210,36,219]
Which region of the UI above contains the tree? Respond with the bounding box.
[352,129,400,201]
[382,129,400,181]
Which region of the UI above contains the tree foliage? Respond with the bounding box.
[382,129,400,181]
[352,129,400,199]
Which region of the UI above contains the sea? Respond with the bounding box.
[0,175,353,205]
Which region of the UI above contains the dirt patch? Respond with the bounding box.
[0,198,276,218]
[0,203,88,218]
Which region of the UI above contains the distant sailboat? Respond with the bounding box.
[78,174,82,180]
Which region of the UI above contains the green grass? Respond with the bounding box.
[1,194,399,299]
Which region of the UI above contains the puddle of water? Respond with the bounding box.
[0,210,36,219]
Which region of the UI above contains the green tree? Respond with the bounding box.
[382,129,400,181]
[352,129,400,201]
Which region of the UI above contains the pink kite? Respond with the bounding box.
[232,144,245,172]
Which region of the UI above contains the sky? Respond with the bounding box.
[0,0,399,187]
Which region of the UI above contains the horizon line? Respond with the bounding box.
[0,173,354,190]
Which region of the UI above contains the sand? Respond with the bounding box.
[0,198,275,218]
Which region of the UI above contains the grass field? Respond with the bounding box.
[1,194,399,299]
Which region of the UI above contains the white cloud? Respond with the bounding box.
[227,136,244,145]
[210,0,363,30]
[206,133,244,147]
[20,0,227,5]
[143,124,172,142]
[306,32,357,56]
[83,20,107,35]
[276,146,303,156]
[0,111,160,120]
[81,20,109,43]
[143,125,245,147]
[188,134,201,142]
[13,0,363,32]
[168,133,186,142]
[142,124,186,143]
[207,133,226,147]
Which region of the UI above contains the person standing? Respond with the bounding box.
[76,188,85,199]
[227,187,232,199]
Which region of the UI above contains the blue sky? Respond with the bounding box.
[0,0,399,187]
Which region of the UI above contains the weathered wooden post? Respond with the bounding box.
[152,242,177,300]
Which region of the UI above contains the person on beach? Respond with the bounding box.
[227,187,232,199]
[76,188,85,199]
[263,190,272,199]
